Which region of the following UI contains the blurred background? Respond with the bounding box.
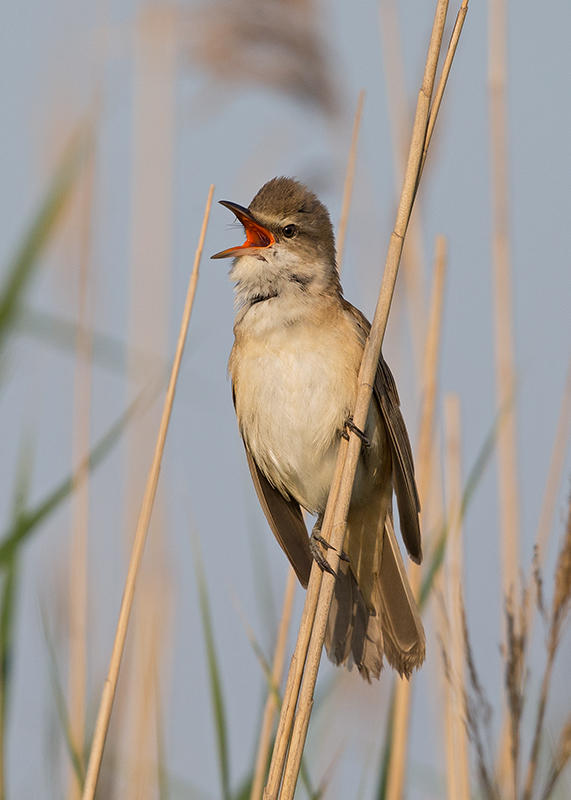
[0,0,570,798]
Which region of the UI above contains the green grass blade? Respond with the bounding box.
[154,668,169,800]
[15,306,166,378]
[191,536,231,800]
[0,125,92,353]
[0,439,33,794]
[375,688,395,800]
[41,608,85,787]
[0,390,146,566]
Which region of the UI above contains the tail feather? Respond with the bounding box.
[378,516,425,677]
[324,513,425,681]
[325,560,383,681]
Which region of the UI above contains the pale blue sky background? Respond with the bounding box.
[0,1,570,798]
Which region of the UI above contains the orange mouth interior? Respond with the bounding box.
[238,219,274,250]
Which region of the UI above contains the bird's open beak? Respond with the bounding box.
[211,200,275,259]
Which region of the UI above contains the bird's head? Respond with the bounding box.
[211,177,340,307]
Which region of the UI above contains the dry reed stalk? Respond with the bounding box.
[81,184,214,800]
[267,4,459,797]
[386,235,448,800]
[378,0,427,374]
[67,150,96,799]
[488,0,520,610]
[420,1,469,178]
[258,96,366,784]
[127,569,172,799]
[251,568,297,800]
[434,545,456,799]
[257,94,364,796]
[444,394,470,800]
[488,1,521,791]
[336,90,365,271]
[264,469,343,798]
[118,10,178,792]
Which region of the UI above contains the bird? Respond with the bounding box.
[211,176,425,681]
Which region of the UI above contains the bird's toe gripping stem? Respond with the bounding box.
[342,415,370,448]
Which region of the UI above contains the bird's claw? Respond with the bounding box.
[310,531,349,575]
[342,416,370,448]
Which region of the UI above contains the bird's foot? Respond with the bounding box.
[310,530,349,576]
[342,416,370,448]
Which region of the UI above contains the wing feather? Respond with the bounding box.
[374,358,422,563]
[341,299,422,564]
[243,445,312,587]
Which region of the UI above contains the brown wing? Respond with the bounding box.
[374,357,422,564]
[243,445,312,587]
[231,382,312,586]
[341,299,422,564]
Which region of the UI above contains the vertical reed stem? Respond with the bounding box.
[81,185,214,800]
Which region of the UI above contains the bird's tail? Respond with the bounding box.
[325,507,425,681]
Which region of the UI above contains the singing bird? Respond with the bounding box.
[212,177,425,680]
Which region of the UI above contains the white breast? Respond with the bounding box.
[231,300,367,512]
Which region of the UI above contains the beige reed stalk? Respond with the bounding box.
[120,11,178,792]
[336,90,365,271]
[488,0,519,609]
[386,10,467,796]
[128,570,172,798]
[264,3,461,796]
[254,101,366,794]
[250,568,297,800]
[420,1,469,181]
[386,235,448,800]
[443,395,470,800]
[68,150,96,800]
[81,185,214,800]
[488,1,521,792]
[378,0,427,374]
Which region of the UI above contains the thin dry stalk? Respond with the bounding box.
[386,235,448,800]
[488,0,520,605]
[336,90,365,271]
[271,4,454,797]
[503,593,527,799]
[439,603,457,800]
[118,12,178,792]
[67,149,96,799]
[81,185,214,800]
[420,1,469,178]
[444,395,470,800]
[251,568,297,800]
[416,235,447,505]
[488,1,522,789]
[254,110,367,792]
[127,570,172,799]
[378,0,427,374]
[462,601,498,799]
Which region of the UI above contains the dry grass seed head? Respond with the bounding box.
[460,592,498,799]
[533,544,547,623]
[550,493,571,646]
[188,0,337,115]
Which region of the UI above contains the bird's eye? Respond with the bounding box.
[282,224,297,239]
